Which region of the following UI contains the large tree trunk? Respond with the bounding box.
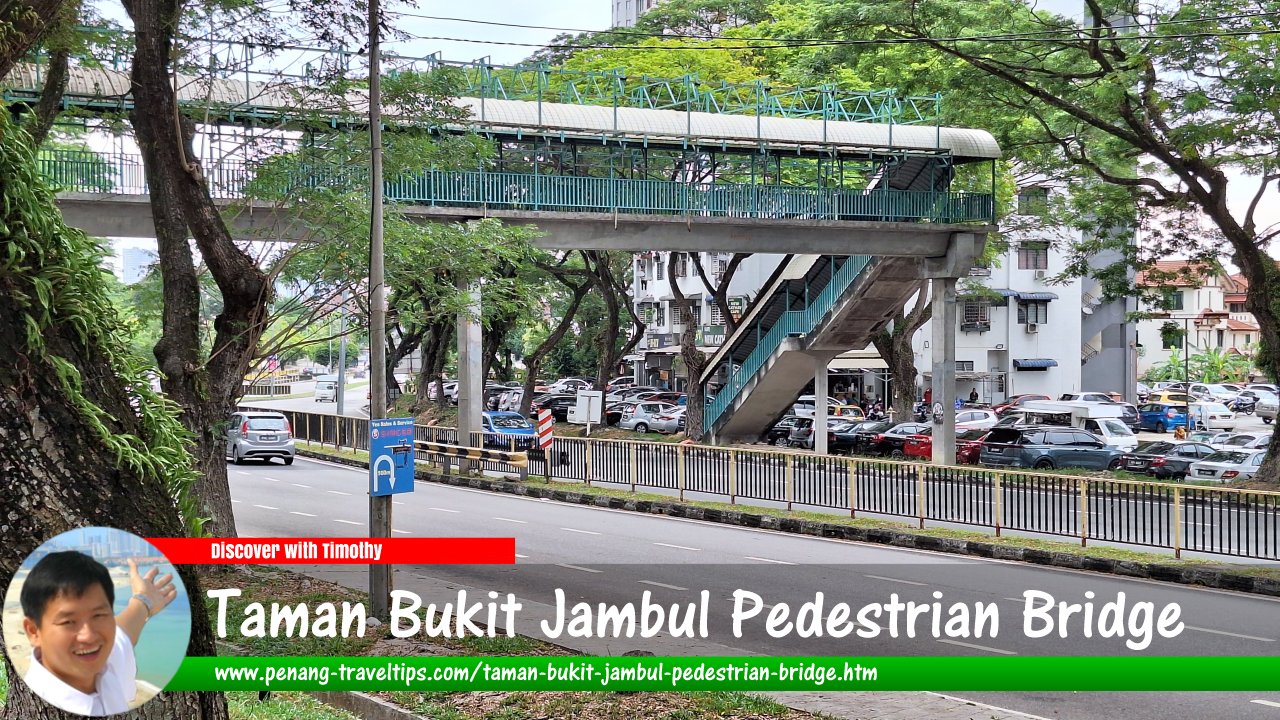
[869,283,931,424]
[0,0,67,77]
[0,114,227,720]
[123,0,273,536]
[667,254,708,440]
[519,280,590,416]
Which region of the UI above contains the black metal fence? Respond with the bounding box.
[245,406,1280,561]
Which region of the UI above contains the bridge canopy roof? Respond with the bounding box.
[6,62,1000,161]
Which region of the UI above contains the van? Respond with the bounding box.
[1020,400,1138,452]
[313,374,338,403]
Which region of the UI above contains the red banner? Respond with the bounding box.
[147,537,515,564]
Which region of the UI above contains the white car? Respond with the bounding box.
[1211,432,1272,452]
[650,407,687,434]
[1254,392,1279,424]
[793,395,842,417]
[1058,392,1118,403]
[955,408,999,430]
[497,388,525,412]
[1187,449,1266,483]
[1188,402,1236,432]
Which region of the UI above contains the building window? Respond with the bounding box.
[1160,289,1184,311]
[709,302,726,326]
[961,301,990,331]
[1017,301,1049,324]
[956,361,974,371]
[1245,334,1252,345]
[1217,329,1225,347]
[1229,302,1247,313]
[1017,187,1049,215]
[1017,242,1049,270]
[655,256,665,280]
[670,301,693,326]
[673,252,689,278]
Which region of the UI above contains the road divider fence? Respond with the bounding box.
[245,406,1280,561]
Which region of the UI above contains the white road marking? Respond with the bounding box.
[493,517,528,524]
[252,504,278,510]
[638,580,688,591]
[936,639,1017,655]
[327,490,352,496]
[392,529,412,535]
[393,501,406,506]
[235,471,251,475]
[1251,700,1280,708]
[744,556,794,565]
[555,563,602,574]
[231,499,242,504]
[561,528,601,535]
[265,477,280,482]
[864,574,928,587]
[291,483,311,488]
[333,519,362,526]
[430,507,460,513]
[653,542,700,551]
[290,511,316,517]
[515,553,529,559]
[1185,626,1275,642]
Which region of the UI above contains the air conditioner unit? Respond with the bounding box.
[1034,269,1048,280]
[1025,322,1039,334]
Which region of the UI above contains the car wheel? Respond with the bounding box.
[1265,417,1273,425]
[1034,458,1055,470]
[1108,458,1122,471]
[284,457,294,466]
[1157,422,1167,433]
[233,446,244,465]
[889,449,905,459]
[634,423,649,433]
[773,437,788,447]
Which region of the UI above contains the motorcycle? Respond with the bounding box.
[913,402,929,422]
[1229,396,1256,415]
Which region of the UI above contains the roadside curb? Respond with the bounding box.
[310,691,427,720]
[298,449,1280,598]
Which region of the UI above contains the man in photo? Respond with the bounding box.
[19,551,177,716]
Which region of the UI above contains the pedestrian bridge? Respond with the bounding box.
[6,54,998,450]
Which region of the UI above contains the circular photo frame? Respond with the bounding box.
[3,527,190,717]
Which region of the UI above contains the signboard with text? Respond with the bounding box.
[369,417,415,497]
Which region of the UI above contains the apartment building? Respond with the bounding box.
[1134,261,1259,377]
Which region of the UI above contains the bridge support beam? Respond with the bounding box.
[814,359,829,456]
[456,281,483,472]
[924,232,984,466]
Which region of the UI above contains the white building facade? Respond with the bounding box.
[1134,262,1259,378]
[612,0,660,27]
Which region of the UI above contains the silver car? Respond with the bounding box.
[226,411,295,465]
[1187,449,1266,482]
[650,407,687,434]
[618,401,678,433]
[1212,432,1272,452]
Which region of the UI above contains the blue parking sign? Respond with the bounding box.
[370,417,415,496]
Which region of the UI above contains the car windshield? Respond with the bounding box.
[958,429,987,441]
[1198,403,1230,413]
[247,417,286,430]
[1101,419,1132,435]
[1204,451,1248,463]
[1136,441,1175,454]
[1223,435,1256,446]
[491,415,531,429]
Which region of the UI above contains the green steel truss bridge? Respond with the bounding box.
[4,48,999,451]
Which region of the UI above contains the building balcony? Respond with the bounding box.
[960,321,991,333]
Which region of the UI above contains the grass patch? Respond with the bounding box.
[384,690,829,720]
[227,691,362,719]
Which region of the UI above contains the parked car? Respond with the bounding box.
[548,378,593,393]
[793,395,841,417]
[1117,441,1216,478]
[1212,432,1272,451]
[1245,383,1279,395]
[1147,390,1196,405]
[1254,391,1279,425]
[955,409,999,431]
[831,420,895,455]
[865,422,932,458]
[903,428,989,463]
[979,426,1123,470]
[1118,403,1141,431]
[618,386,660,400]
[1081,417,1139,452]
[1188,449,1267,483]
[1135,382,1151,403]
[603,402,629,426]
[1187,383,1238,402]
[618,401,678,433]
[651,407,687,434]
[607,377,636,391]
[831,404,867,422]
[763,415,802,446]
[481,411,536,451]
[530,393,576,421]
[427,380,457,401]
[1187,402,1236,431]
[1187,430,1234,446]
[1137,402,1189,433]
[992,393,1052,416]
[225,411,295,465]
[313,374,338,403]
[1058,392,1118,403]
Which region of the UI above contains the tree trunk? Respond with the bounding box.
[0,113,227,720]
[667,254,708,440]
[520,281,590,416]
[869,284,931,424]
[123,0,273,536]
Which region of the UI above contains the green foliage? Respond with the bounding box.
[1144,347,1254,383]
[0,113,204,536]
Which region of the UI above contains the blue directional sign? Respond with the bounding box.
[369,417,415,496]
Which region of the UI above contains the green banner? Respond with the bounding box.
[167,656,1280,692]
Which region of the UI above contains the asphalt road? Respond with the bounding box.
[227,457,1280,720]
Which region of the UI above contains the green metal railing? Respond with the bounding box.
[704,255,874,432]
[39,150,995,224]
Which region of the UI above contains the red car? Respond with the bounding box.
[992,393,1052,416]
[903,428,989,464]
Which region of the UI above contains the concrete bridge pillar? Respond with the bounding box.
[923,232,985,466]
[457,281,483,471]
[814,360,829,455]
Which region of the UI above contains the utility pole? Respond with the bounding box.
[367,0,391,619]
